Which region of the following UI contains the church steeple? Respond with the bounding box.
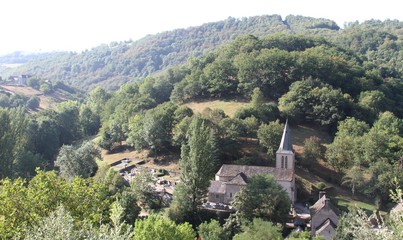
[277,119,293,152]
[276,120,295,170]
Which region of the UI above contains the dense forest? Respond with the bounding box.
[0,15,402,239]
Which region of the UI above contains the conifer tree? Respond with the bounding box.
[169,116,218,224]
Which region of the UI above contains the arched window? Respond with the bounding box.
[285,158,288,169]
[281,156,284,168]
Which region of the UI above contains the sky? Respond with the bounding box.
[0,0,401,55]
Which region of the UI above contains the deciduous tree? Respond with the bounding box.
[232,174,291,224]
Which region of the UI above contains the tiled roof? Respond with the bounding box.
[310,195,340,216]
[216,164,294,181]
[208,180,226,194]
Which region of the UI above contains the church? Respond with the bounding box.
[208,120,296,204]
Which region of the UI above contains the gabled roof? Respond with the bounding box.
[216,164,294,181]
[227,172,248,185]
[310,195,340,216]
[277,119,293,153]
[315,218,337,233]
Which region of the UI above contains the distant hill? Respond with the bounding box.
[2,15,341,91]
[0,51,64,64]
[2,15,401,92]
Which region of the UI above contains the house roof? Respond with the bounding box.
[315,218,337,233]
[227,173,248,185]
[216,164,294,181]
[277,119,293,153]
[310,195,340,216]
[208,180,226,194]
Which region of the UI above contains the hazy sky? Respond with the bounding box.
[0,0,401,55]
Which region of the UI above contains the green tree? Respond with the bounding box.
[141,102,177,153]
[257,120,283,159]
[79,105,100,136]
[358,90,386,121]
[133,214,195,240]
[99,117,126,151]
[169,116,218,224]
[233,218,282,240]
[279,79,350,127]
[33,115,61,160]
[232,174,291,223]
[55,101,82,144]
[325,117,369,172]
[198,219,227,240]
[26,96,40,110]
[341,166,365,196]
[251,87,265,108]
[55,141,99,180]
[118,190,141,225]
[0,108,35,178]
[301,136,323,167]
[25,206,82,240]
[130,169,160,209]
[242,116,259,139]
[0,170,111,238]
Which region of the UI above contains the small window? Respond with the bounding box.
[285,159,288,169]
[216,194,219,199]
[281,156,284,168]
[230,193,233,198]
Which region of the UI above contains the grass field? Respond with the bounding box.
[0,85,73,110]
[185,100,249,117]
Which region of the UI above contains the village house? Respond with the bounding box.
[310,192,340,240]
[208,120,296,205]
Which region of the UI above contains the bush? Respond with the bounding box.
[317,182,327,190]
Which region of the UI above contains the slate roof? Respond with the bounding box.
[315,218,337,233]
[216,164,294,182]
[227,172,248,185]
[277,119,294,153]
[310,195,340,216]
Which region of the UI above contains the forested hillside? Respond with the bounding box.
[0,14,402,239]
[2,15,345,90]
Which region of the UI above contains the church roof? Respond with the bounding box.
[216,164,294,182]
[277,119,293,153]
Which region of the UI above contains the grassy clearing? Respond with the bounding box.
[292,124,332,146]
[331,197,378,214]
[185,100,249,117]
[100,144,181,172]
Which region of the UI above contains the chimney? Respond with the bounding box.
[319,191,326,199]
[325,198,330,206]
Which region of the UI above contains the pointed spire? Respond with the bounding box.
[278,119,293,152]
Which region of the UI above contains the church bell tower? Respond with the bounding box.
[276,120,295,171]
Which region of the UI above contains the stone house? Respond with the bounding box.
[310,192,340,240]
[208,120,296,204]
